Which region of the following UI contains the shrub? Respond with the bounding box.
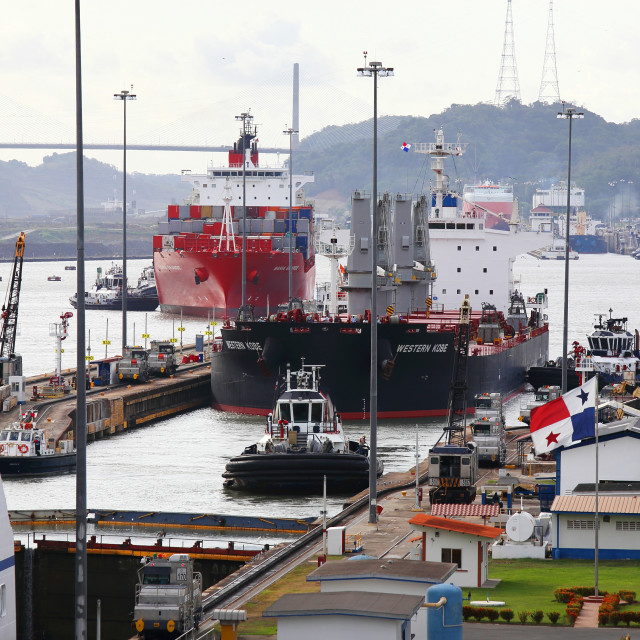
[547,611,560,624]
[620,610,636,627]
[462,605,473,622]
[472,607,486,621]
[531,610,544,624]
[618,590,636,603]
[499,608,514,623]
[518,611,529,623]
[609,611,621,626]
[486,609,500,622]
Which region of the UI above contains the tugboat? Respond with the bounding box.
[0,411,76,476]
[47,275,62,281]
[527,310,639,391]
[222,363,382,493]
[70,264,159,311]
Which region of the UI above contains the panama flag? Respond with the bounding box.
[530,377,597,454]
[402,142,411,152]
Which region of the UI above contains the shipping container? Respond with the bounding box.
[262,219,275,233]
[297,218,309,233]
[174,236,186,250]
[274,220,285,233]
[179,205,190,219]
[201,205,213,218]
[157,221,170,235]
[190,219,204,234]
[265,209,276,220]
[168,219,182,233]
[168,204,180,219]
[272,236,283,251]
[190,205,202,219]
[152,235,163,250]
[162,236,175,250]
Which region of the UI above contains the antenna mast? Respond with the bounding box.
[538,0,561,103]
[494,0,521,106]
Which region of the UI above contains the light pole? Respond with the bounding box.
[236,112,253,320]
[358,52,393,525]
[557,106,583,393]
[283,126,298,308]
[114,87,136,352]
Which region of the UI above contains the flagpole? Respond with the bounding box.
[594,372,599,597]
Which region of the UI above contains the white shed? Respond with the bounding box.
[263,591,424,640]
[306,558,457,640]
[409,514,503,588]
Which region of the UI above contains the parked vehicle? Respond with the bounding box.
[117,346,150,383]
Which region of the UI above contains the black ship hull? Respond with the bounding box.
[211,321,549,419]
[0,452,76,477]
[223,452,373,493]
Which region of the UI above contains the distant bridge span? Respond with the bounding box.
[0,142,288,153]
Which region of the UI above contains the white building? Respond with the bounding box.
[408,514,503,588]
[555,419,640,495]
[306,558,457,640]
[551,494,640,560]
[263,591,424,640]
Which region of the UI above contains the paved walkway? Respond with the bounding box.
[574,596,604,629]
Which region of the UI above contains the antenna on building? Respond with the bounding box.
[538,0,561,103]
[494,0,521,106]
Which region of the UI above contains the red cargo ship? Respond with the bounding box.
[153,120,315,317]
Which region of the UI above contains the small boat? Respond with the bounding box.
[64,265,76,271]
[222,363,383,494]
[47,275,61,281]
[527,310,639,391]
[0,411,76,477]
[69,264,159,311]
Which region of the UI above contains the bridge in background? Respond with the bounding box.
[0,142,288,153]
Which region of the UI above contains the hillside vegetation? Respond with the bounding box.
[1,101,638,229]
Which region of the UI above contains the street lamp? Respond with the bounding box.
[235,111,253,320]
[283,126,298,309]
[557,106,583,394]
[358,52,393,525]
[114,87,136,352]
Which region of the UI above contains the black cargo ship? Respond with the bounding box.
[211,310,549,419]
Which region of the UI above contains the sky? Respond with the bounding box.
[1,0,639,176]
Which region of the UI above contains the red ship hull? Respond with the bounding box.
[154,249,315,318]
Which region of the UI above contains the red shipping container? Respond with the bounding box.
[152,235,163,250]
[190,205,202,219]
[168,205,180,219]
[174,236,186,250]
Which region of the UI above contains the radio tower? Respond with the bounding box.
[494,0,521,106]
[538,0,561,103]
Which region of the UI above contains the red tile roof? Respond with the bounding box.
[431,504,500,517]
[409,514,503,539]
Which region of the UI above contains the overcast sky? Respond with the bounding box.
[1,0,638,175]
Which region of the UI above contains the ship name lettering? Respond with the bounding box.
[227,341,247,349]
[432,343,448,353]
[397,344,430,353]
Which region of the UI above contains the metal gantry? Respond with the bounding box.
[495,0,521,105]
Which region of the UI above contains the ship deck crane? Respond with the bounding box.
[0,232,25,384]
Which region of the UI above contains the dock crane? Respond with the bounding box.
[427,294,479,504]
[0,232,25,384]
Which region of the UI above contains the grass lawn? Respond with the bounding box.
[228,556,640,635]
[236,561,321,636]
[467,558,640,625]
